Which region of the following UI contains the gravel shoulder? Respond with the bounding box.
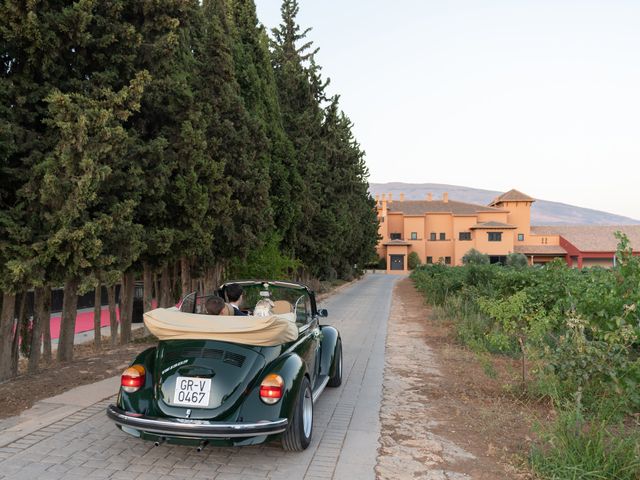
[376,278,544,479]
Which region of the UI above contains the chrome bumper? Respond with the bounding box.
[106,405,288,438]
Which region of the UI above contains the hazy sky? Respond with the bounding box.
[254,1,640,220]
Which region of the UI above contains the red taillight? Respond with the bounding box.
[260,374,284,405]
[121,365,145,393]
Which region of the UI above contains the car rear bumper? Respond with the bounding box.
[106,404,288,438]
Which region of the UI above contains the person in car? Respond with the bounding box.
[226,283,247,316]
[254,298,274,317]
[205,295,226,315]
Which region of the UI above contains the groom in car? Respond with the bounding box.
[226,283,247,316]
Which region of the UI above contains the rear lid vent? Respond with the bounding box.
[223,351,246,367]
[163,347,245,367]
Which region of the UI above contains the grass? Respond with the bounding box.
[530,405,640,480]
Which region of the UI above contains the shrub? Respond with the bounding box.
[462,248,489,265]
[407,251,421,270]
[411,234,640,477]
[544,318,640,411]
[227,233,301,280]
[377,256,386,270]
[506,252,528,267]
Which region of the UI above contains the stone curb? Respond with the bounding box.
[0,377,120,448]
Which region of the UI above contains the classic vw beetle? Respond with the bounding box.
[106,280,342,451]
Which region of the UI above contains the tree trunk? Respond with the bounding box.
[171,261,180,304]
[29,287,46,373]
[107,285,118,346]
[0,293,16,381]
[154,272,160,308]
[518,336,527,385]
[180,256,191,299]
[93,281,102,350]
[143,262,153,313]
[57,278,79,362]
[119,271,135,345]
[213,262,224,289]
[203,268,216,295]
[160,265,170,308]
[41,285,52,362]
[12,293,27,376]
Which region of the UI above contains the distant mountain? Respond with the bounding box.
[369,182,640,226]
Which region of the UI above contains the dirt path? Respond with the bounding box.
[376,278,540,479]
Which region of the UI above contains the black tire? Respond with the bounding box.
[328,340,342,387]
[282,376,313,451]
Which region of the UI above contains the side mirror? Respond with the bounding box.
[318,308,328,318]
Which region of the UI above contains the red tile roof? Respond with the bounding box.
[470,221,517,229]
[531,225,640,252]
[514,245,567,255]
[382,239,412,246]
[489,189,535,206]
[386,200,506,216]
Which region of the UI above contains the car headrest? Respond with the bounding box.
[272,300,293,314]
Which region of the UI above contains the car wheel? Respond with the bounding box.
[327,340,342,387]
[282,376,313,451]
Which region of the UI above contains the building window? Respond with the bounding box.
[488,232,502,242]
[445,256,451,265]
[430,232,436,241]
[410,232,417,240]
[390,233,401,240]
[541,237,548,244]
[439,232,446,240]
[518,233,524,241]
[426,256,433,264]
[459,232,471,241]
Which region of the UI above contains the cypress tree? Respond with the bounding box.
[229,0,301,248]
[270,0,378,278]
[320,98,378,277]
[270,0,334,276]
[32,75,147,361]
[1,1,148,363]
[199,0,272,273]
[125,0,213,302]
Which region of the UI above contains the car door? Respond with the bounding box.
[294,294,321,388]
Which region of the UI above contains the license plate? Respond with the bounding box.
[173,376,211,408]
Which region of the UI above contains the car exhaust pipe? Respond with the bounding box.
[196,440,209,452]
[154,438,166,447]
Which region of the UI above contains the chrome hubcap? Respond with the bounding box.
[302,387,313,438]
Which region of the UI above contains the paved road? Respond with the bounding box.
[0,274,399,480]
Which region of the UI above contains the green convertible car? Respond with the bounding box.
[106,280,342,451]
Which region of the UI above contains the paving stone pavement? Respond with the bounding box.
[1,273,399,480]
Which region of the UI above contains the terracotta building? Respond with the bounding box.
[376,189,640,272]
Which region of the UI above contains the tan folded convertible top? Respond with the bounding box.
[143,308,299,346]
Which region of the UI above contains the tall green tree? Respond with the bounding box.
[269,0,378,278]
[1,0,147,366]
[229,0,301,247]
[319,98,378,277]
[124,0,214,303]
[270,0,328,272]
[29,74,147,361]
[199,0,272,273]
